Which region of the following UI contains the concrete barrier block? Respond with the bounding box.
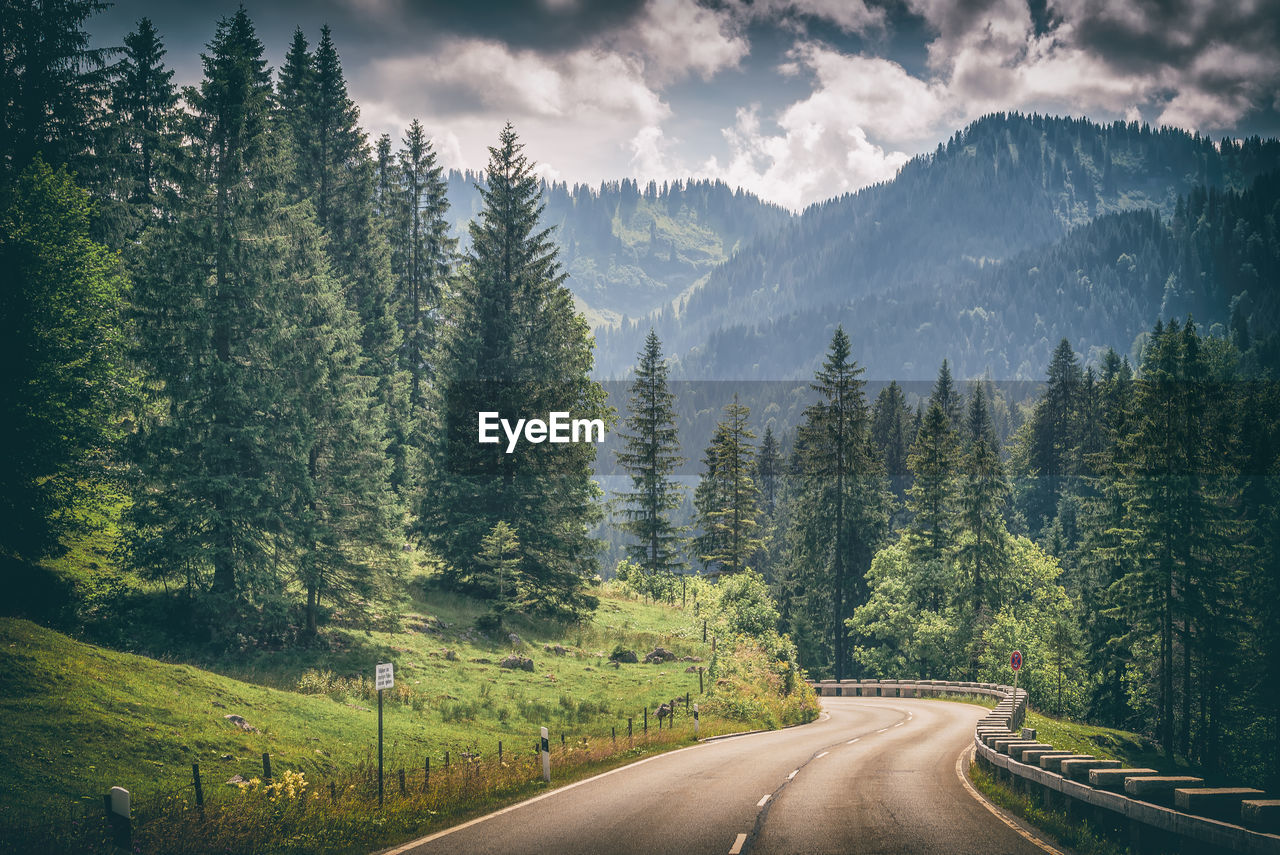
[1174,788,1266,822]
[983,731,1016,748]
[1061,758,1121,782]
[1042,754,1093,773]
[1124,776,1205,805]
[1240,799,1280,832]
[1012,744,1054,762]
[1020,727,1036,740]
[1023,749,1073,766]
[995,739,1040,755]
[1088,767,1160,790]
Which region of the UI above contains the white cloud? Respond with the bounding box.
[704,103,910,211]
[621,0,749,84]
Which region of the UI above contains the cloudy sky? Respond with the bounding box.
[90,0,1280,210]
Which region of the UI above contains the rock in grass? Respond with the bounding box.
[223,714,257,733]
[500,655,535,672]
[610,648,639,664]
[645,647,678,664]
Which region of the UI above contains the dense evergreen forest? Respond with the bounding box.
[2,0,1277,796]
[596,114,1280,380]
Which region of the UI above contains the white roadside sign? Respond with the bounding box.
[375,662,394,690]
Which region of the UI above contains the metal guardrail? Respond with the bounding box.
[809,679,1279,854]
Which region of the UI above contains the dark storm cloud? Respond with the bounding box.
[386,0,649,52]
[1063,0,1280,75]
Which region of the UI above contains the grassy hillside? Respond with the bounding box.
[0,583,725,816]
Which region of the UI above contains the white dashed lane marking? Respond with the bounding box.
[729,832,748,854]
[757,794,770,807]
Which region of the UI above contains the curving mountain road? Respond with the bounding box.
[383,697,1050,855]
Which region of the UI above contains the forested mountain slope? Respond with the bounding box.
[445,173,792,328]
[594,113,1280,380]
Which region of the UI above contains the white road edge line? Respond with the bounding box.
[876,727,888,733]
[380,736,725,853]
[954,744,1064,855]
[788,769,798,779]
[757,794,771,807]
[894,721,904,727]
[729,832,748,854]
[816,751,829,758]
[846,738,860,744]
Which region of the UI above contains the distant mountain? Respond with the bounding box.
[594,113,1280,381]
[445,172,792,330]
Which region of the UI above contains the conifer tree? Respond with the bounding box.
[276,26,407,502]
[906,400,959,609]
[127,9,397,632]
[108,17,179,241]
[793,327,886,680]
[615,330,686,577]
[930,359,963,428]
[872,380,912,519]
[757,425,782,518]
[1024,338,1083,534]
[694,397,762,574]
[1,0,111,175]
[956,385,1010,616]
[395,119,455,407]
[426,123,606,619]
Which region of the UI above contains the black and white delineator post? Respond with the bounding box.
[1009,649,1023,729]
[693,703,699,739]
[376,662,394,806]
[540,726,551,783]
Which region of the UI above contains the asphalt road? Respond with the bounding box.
[384,697,1049,855]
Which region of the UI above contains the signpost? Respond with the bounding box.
[376,663,393,806]
[1010,650,1022,728]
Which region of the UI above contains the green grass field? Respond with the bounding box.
[0,580,727,821]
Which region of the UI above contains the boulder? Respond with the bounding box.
[644,647,677,664]
[546,644,569,656]
[499,655,535,672]
[223,714,257,733]
[610,648,638,664]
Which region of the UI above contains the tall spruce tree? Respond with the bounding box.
[1,0,110,175]
[1024,338,1083,534]
[127,9,397,632]
[871,380,912,521]
[426,123,606,619]
[793,327,886,681]
[905,399,959,609]
[694,397,762,574]
[956,384,1009,618]
[615,330,687,577]
[108,17,179,242]
[930,359,963,428]
[395,119,454,408]
[276,26,407,504]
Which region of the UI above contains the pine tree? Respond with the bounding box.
[872,380,912,521]
[276,26,407,504]
[906,400,959,609]
[757,425,781,518]
[426,123,606,619]
[1,0,111,175]
[615,330,687,577]
[0,160,127,561]
[956,384,1010,618]
[930,359,963,428]
[108,17,179,241]
[694,397,762,574]
[395,119,455,408]
[127,9,397,633]
[793,327,886,681]
[1024,338,1082,534]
